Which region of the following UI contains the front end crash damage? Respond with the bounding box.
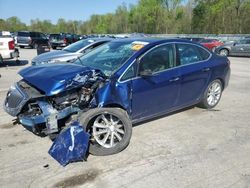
[4,68,107,135]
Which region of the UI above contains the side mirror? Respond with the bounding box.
[139,69,153,78]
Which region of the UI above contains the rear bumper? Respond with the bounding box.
[50,43,66,47]
[0,48,19,59]
[17,43,30,47]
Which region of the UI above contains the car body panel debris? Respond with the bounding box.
[48,121,90,166]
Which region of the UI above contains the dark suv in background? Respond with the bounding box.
[16,31,49,49]
[49,33,77,49]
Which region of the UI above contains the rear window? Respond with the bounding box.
[63,39,92,52]
[18,32,30,37]
[177,43,210,65]
[50,34,64,40]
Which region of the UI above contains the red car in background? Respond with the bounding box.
[200,39,224,52]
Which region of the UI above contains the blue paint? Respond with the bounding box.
[7,38,230,132]
[48,121,90,166]
[19,64,96,96]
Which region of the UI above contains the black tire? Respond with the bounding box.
[20,46,24,48]
[219,48,229,56]
[33,43,38,49]
[52,46,57,50]
[198,79,223,109]
[78,108,132,156]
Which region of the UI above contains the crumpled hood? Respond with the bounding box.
[32,50,81,65]
[19,64,96,96]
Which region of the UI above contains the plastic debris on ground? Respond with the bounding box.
[48,121,90,166]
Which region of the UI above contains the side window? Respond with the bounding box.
[177,44,210,65]
[198,47,210,60]
[120,63,136,82]
[139,44,175,74]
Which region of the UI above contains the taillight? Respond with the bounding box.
[64,38,67,44]
[8,40,15,50]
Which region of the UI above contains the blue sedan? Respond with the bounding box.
[4,38,230,155]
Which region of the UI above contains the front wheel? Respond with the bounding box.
[198,79,223,109]
[79,108,132,156]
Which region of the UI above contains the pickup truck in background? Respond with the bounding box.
[0,31,19,63]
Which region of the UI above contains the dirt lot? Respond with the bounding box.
[0,49,250,188]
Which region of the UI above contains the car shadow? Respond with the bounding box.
[0,59,29,67]
[132,105,196,127]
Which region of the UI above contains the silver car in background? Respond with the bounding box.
[31,38,112,65]
[215,38,250,57]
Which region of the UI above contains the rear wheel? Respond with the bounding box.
[219,49,229,56]
[20,46,24,48]
[79,108,132,156]
[52,46,57,50]
[198,79,223,109]
[33,43,38,49]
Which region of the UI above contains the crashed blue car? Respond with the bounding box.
[4,38,230,156]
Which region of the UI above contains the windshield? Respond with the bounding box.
[74,41,141,77]
[63,39,92,53]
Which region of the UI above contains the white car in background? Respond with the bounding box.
[0,31,19,63]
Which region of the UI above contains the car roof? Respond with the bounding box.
[111,37,200,45]
[85,37,113,42]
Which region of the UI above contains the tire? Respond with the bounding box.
[33,43,38,49]
[20,46,24,49]
[52,46,57,50]
[219,49,229,56]
[78,108,132,156]
[198,79,223,109]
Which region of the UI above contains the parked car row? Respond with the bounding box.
[11,31,82,49]
[3,37,231,156]
[181,37,250,57]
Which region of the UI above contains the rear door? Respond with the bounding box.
[176,43,212,107]
[131,43,181,120]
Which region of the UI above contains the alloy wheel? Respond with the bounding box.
[92,113,125,148]
[219,49,228,56]
[207,81,222,106]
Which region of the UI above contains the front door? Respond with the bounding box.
[131,44,181,120]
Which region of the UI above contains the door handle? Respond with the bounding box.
[169,77,180,82]
[202,67,210,72]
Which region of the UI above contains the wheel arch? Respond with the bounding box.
[214,77,225,90]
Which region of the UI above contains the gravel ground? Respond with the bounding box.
[0,49,250,188]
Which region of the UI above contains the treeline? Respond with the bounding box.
[0,0,250,34]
